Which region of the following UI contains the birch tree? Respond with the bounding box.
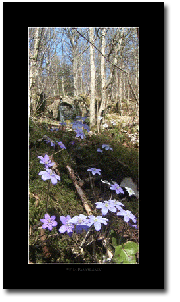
[61,39,65,97]
[29,27,41,115]
[89,27,96,128]
[97,28,106,132]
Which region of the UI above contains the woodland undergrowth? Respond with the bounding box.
[29,117,139,264]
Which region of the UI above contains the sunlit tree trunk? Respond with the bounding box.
[119,70,123,116]
[70,30,78,98]
[61,40,65,97]
[97,28,106,132]
[89,27,96,128]
[29,27,41,116]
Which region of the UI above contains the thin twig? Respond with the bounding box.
[80,226,93,248]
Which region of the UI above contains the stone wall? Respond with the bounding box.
[46,98,60,119]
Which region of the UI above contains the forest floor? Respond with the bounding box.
[29,114,139,264]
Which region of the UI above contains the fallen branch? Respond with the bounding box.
[66,164,92,216]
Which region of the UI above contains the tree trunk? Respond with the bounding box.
[89,27,96,128]
[97,28,106,132]
[70,29,78,98]
[73,55,78,97]
[61,41,65,97]
[119,71,123,116]
[29,27,41,116]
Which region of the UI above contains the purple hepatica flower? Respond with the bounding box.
[45,139,51,145]
[97,148,103,153]
[38,169,60,185]
[102,144,113,151]
[117,209,136,223]
[38,154,55,169]
[95,200,116,216]
[40,214,58,231]
[87,168,101,176]
[50,141,55,148]
[72,120,83,129]
[108,199,125,211]
[87,215,108,231]
[59,215,74,237]
[110,182,124,194]
[70,214,89,233]
[57,141,66,149]
[76,130,85,139]
[72,120,89,137]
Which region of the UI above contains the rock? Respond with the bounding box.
[120,177,139,198]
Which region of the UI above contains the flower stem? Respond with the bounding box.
[46,179,50,211]
[89,172,97,202]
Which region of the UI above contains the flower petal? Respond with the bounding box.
[59,225,67,233]
[60,216,67,224]
[52,221,58,227]
[41,171,51,181]
[42,224,47,229]
[51,215,56,220]
[102,207,108,215]
[94,222,101,231]
[50,176,58,185]
[40,219,46,223]
[66,215,71,221]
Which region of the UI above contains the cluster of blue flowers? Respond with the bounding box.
[97,144,113,153]
[44,137,66,149]
[38,138,66,184]
[95,198,124,215]
[40,213,108,236]
[38,115,138,239]
[95,198,137,228]
[38,154,60,185]
[72,116,90,139]
[59,214,108,235]
[40,195,137,235]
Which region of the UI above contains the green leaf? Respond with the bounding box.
[124,241,139,255]
[113,245,124,263]
[113,241,139,264]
